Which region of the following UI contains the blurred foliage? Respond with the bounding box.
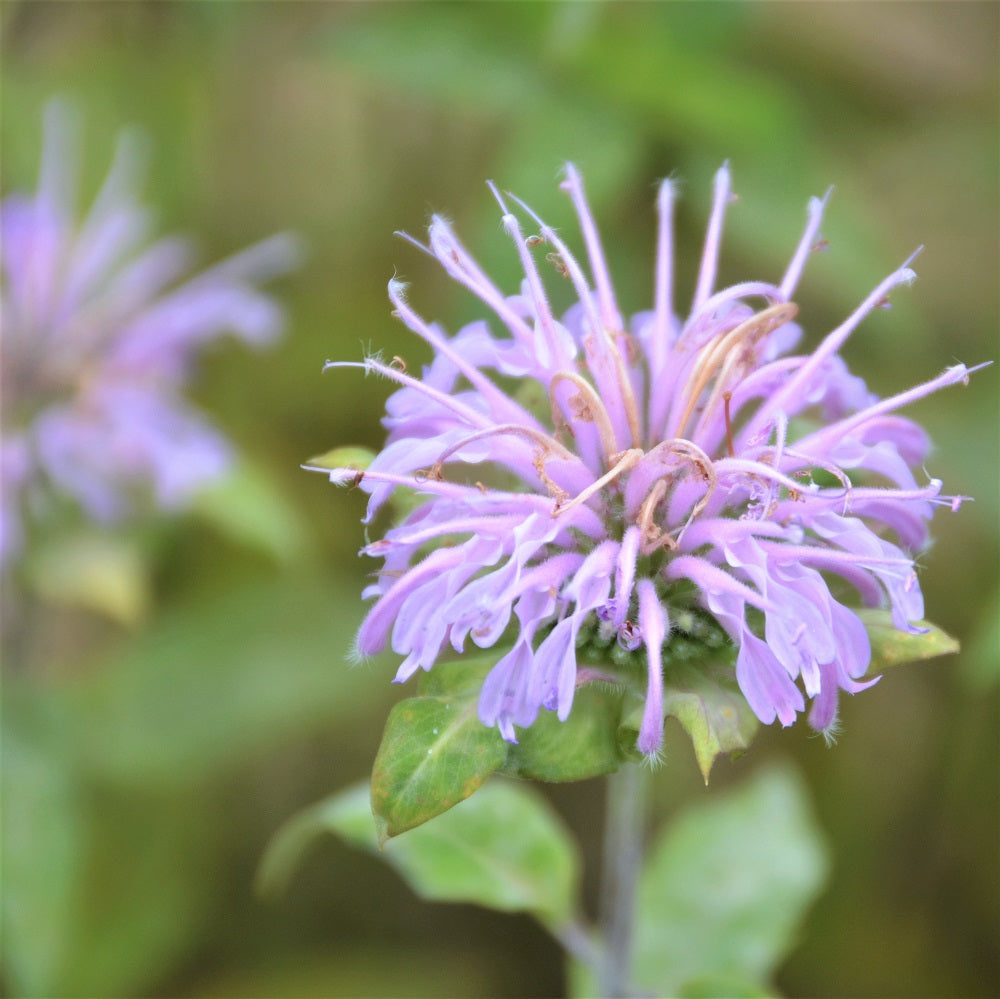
[2,2,997,997]
[266,766,825,998]
[633,766,829,994]
[261,779,581,932]
[571,765,829,998]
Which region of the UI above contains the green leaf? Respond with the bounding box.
[261,780,580,929]
[371,682,508,843]
[858,610,960,673]
[257,784,375,896]
[303,445,376,472]
[504,682,626,782]
[619,660,758,783]
[633,765,829,995]
[417,656,496,699]
[372,654,626,837]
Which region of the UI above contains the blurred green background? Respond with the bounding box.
[2,2,997,996]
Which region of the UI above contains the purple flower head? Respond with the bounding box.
[314,162,975,754]
[1,101,299,568]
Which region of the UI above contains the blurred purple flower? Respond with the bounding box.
[313,163,975,754]
[1,102,298,567]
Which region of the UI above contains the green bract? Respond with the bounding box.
[367,610,957,837]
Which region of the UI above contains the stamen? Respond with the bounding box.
[628,438,718,552]
[625,437,715,520]
[668,452,717,548]
[715,455,849,503]
[675,302,798,440]
[636,479,668,550]
[535,452,571,506]
[430,423,578,481]
[780,447,852,498]
[546,252,570,278]
[679,283,784,346]
[723,391,735,458]
[607,333,643,450]
[669,438,717,474]
[553,448,643,517]
[549,371,621,465]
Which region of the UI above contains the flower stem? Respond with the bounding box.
[598,762,648,998]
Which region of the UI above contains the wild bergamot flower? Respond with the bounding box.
[0,102,298,568]
[312,163,973,756]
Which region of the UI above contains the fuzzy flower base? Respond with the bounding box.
[313,163,973,755]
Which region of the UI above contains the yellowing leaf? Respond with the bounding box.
[304,446,376,471]
[858,610,960,673]
[26,531,149,626]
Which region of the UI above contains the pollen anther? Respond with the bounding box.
[676,302,799,440]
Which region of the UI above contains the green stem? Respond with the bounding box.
[598,762,647,998]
